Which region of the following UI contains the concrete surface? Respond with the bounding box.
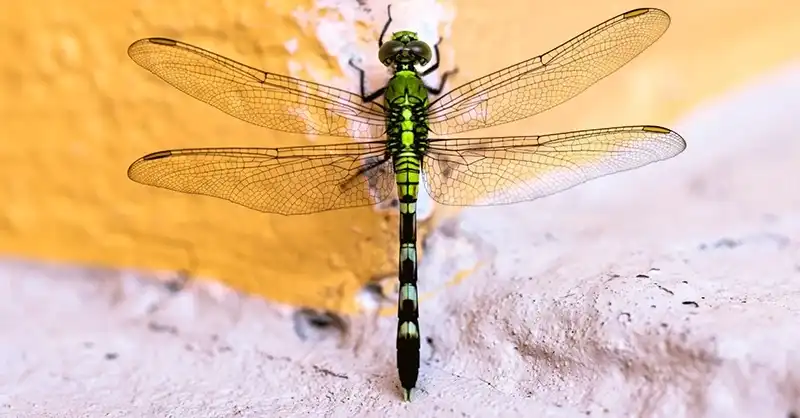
[1,56,799,418]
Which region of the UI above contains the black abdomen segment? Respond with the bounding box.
[396,194,420,401]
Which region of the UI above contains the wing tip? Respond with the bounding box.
[128,37,177,49]
[641,125,687,156]
[127,150,173,181]
[623,8,669,19]
[127,37,179,62]
[622,8,671,31]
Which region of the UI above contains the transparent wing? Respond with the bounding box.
[128,37,387,139]
[422,126,685,206]
[426,8,670,135]
[128,141,396,215]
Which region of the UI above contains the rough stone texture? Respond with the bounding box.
[2,63,799,417]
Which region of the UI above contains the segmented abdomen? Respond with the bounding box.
[390,105,426,400]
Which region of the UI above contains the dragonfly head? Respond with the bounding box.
[379,31,432,68]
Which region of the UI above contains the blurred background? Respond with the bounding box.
[1,0,798,314]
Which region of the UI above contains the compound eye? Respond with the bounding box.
[378,40,404,65]
[407,40,432,64]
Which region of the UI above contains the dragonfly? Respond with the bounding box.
[126,6,686,401]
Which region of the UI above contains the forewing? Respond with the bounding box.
[128,37,386,139]
[128,142,396,215]
[422,126,685,206]
[426,9,670,135]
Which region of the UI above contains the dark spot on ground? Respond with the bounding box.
[362,281,390,302]
[312,365,348,379]
[713,238,741,249]
[655,283,674,295]
[699,237,741,250]
[293,308,348,341]
[164,271,189,293]
[147,321,178,335]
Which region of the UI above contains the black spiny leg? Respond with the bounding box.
[379,5,394,47]
[347,5,394,103]
[348,59,386,103]
[422,37,459,95]
[340,155,391,190]
[421,38,447,76]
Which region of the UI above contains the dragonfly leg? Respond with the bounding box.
[348,58,387,103]
[422,37,459,95]
[340,155,391,190]
[421,38,446,76]
[424,67,459,95]
[378,4,393,47]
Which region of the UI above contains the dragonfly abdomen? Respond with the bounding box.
[393,148,423,401]
[386,75,429,400]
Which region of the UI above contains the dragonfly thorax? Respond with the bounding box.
[384,72,429,110]
[385,72,430,157]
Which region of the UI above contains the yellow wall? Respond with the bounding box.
[1,0,798,313]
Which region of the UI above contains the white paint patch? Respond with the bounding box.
[286,60,302,76]
[283,38,298,54]
[416,186,434,220]
[288,0,457,218]
[293,0,456,87]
